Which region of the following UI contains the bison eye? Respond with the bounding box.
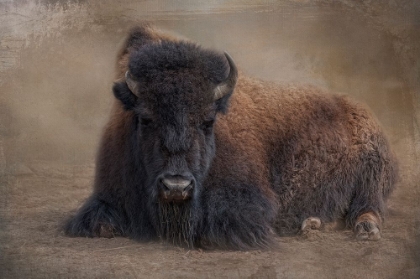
[140,117,153,127]
[200,119,215,131]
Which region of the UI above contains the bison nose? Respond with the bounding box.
[162,175,193,192]
[160,174,194,202]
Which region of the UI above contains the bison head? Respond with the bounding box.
[113,41,237,205]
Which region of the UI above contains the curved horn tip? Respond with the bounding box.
[125,70,138,94]
[223,51,233,63]
[223,52,238,85]
[213,52,238,101]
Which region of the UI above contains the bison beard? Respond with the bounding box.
[157,202,194,246]
[64,24,398,249]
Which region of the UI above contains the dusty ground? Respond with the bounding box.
[1,0,419,278]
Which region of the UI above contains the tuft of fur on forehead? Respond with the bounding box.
[128,41,229,106]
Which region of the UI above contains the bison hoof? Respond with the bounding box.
[354,213,381,241]
[301,217,322,232]
[98,223,118,238]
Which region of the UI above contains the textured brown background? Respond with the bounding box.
[1,0,419,278]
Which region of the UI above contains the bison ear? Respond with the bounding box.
[112,81,138,110]
[214,52,238,113]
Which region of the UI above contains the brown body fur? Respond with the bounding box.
[220,77,397,233]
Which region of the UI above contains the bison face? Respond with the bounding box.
[113,41,237,205]
[134,103,217,204]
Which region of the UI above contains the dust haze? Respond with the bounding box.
[1,0,419,278]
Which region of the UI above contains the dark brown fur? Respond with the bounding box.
[65,25,398,249]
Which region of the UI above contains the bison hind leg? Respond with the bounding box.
[354,212,381,241]
[64,196,127,238]
[301,217,322,232]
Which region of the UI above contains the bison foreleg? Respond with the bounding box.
[64,196,127,238]
[199,183,277,250]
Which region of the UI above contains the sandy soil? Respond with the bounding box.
[1,1,419,278]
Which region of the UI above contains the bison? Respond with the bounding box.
[65,25,398,249]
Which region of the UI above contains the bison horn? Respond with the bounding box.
[214,52,238,100]
[125,71,139,95]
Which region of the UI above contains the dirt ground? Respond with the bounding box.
[1,1,419,278]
